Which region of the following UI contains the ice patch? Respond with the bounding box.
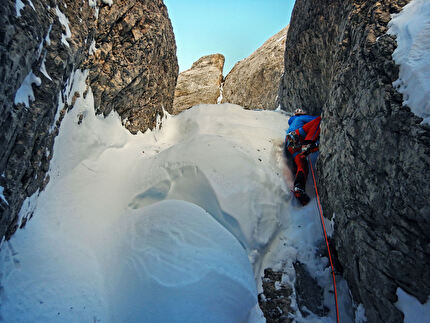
[0,186,9,206]
[276,34,287,43]
[15,0,25,17]
[40,54,52,81]
[355,303,367,323]
[88,39,96,55]
[110,200,257,322]
[55,6,72,47]
[45,24,52,46]
[388,0,430,124]
[102,0,113,6]
[28,0,35,10]
[14,71,42,108]
[395,288,430,323]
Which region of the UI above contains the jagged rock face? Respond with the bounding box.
[86,0,178,134]
[258,268,293,323]
[173,54,224,114]
[222,26,288,110]
[279,0,430,322]
[0,0,177,240]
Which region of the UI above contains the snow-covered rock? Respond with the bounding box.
[388,0,430,124]
[0,0,178,242]
[13,70,41,107]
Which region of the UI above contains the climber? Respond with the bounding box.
[284,108,321,205]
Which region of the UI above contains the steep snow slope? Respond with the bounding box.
[0,70,353,322]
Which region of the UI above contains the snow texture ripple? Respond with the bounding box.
[0,69,355,322]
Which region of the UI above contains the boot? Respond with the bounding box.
[293,186,310,206]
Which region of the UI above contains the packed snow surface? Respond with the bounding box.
[1,70,355,322]
[395,288,430,323]
[388,0,430,124]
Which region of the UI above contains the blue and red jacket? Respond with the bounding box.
[286,115,320,140]
[285,115,321,178]
[287,115,317,135]
[285,115,321,158]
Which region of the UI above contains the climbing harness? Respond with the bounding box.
[308,156,340,323]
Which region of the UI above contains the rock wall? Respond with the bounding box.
[85,0,178,134]
[278,0,430,322]
[0,0,177,240]
[173,54,224,114]
[222,26,288,110]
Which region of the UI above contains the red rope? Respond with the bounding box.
[308,156,340,323]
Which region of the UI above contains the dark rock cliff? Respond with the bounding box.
[0,0,177,241]
[278,0,430,322]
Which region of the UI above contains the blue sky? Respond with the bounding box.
[164,0,295,74]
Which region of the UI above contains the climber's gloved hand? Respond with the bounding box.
[301,142,318,155]
[286,131,299,147]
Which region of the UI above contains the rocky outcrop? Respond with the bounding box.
[279,0,430,322]
[222,26,288,110]
[0,0,177,240]
[86,1,178,134]
[173,54,224,114]
[258,268,293,323]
